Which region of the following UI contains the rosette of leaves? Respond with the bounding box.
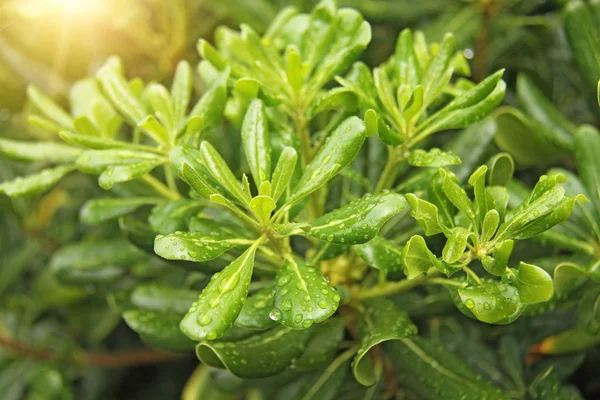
[0,55,228,200]
[337,27,506,191]
[398,161,584,324]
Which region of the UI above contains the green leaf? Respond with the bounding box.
[242,99,271,186]
[196,325,312,378]
[440,169,475,220]
[354,236,404,273]
[480,210,500,243]
[170,145,228,200]
[146,83,175,134]
[123,309,195,351]
[487,153,514,187]
[554,261,600,299]
[528,367,583,400]
[154,230,253,263]
[386,337,508,400]
[294,317,345,370]
[249,195,276,224]
[574,125,600,213]
[0,138,82,163]
[271,222,311,236]
[180,245,258,341]
[234,287,277,330]
[564,0,600,89]
[59,131,155,152]
[149,199,204,234]
[200,141,251,205]
[98,159,163,190]
[352,298,417,386]
[494,107,570,166]
[69,78,122,137]
[307,192,407,245]
[128,283,200,314]
[408,148,461,168]
[402,235,439,279]
[171,60,193,128]
[0,165,75,197]
[406,194,443,237]
[27,85,73,129]
[270,256,340,329]
[271,146,298,203]
[287,116,366,206]
[75,149,161,174]
[481,239,514,276]
[187,67,229,136]
[442,227,470,264]
[511,262,554,305]
[80,197,161,224]
[468,165,488,225]
[50,239,145,284]
[457,280,520,324]
[96,57,147,125]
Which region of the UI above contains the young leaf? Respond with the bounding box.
[511,262,554,305]
[440,169,475,220]
[196,326,312,378]
[481,239,514,276]
[402,235,439,279]
[488,153,514,187]
[242,99,271,186]
[307,192,407,245]
[286,116,366,206]
[574,125,600,213]
[199,141,251,205]
[98,159,163,190]
[0,165,75,198]
[75,149,161,174]
[249,195,276,223]
[352,298,417,386]
[234,287,277,330]
[171,60,192,127]
[354,236,404,273]
[270,256,340,329]
[27,85,74,129]
[179,245,259,341]
[406,194,444,236]
[271,146,297,202]
[442,227,470,264]
[186,67,229,136]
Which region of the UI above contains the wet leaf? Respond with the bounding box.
[0,165,75,197]
[354,236,404,273]
[234,287,277,330]
[80,197,161,225]
[408,148,461,168]
[511,262,554,305]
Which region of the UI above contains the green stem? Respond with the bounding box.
[355,271,442,300]
[300,345,359,400]
[375,146,400,192]
[142,174,180,200]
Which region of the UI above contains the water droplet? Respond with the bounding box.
[281,299,292,311]
[294,314,303,323]
[302,319,313,328]
[269,308,282,321]
[277,276,290,286]
[332,293,341,302]
[199,314,212,326]
[483,302,491,310]
[206,331,217,340]
[465,299,475,309]
[318,300,328,309]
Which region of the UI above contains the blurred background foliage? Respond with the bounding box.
[1,0,600,399]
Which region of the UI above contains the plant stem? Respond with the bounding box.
[300,345,359,400]
[142,174,180,200]
[375,146,400,192]
[0,333,186,368]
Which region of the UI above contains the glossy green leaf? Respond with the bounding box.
[154,229,253,263]
[271,222,311,236]
[242,99,271,186]
[200,141,251,205]
[98,159,163,190]
[564,0,600,89]
[249,195,276,224]
[287,117,366,206]
[352,298,417,386]
[511,262,553,304]
[0,138,82,164]
[386,337,508,400]
[407,194,444,239]
[554,261,600,299]
[408,148,461,168]
[27,85,73,129]
[170,145,228,200]
[180,245,258,341]
[440,169,475,220]
[402,235,439,279]
[457,280,520,324]
[0,165,75,197]
[171,60,193,128]
[146,83,175,134]
[96,57,147,125]
[480,210,500,243]
[197,325,312,379]
[442,227,470,264]
[80,197,161,224]
[574,125,600,213]
[234,287,276,330]
[187,67,229,136]
[149,199,204,234]
[481,239,513,276]
[354,236,403,273]
[307,192,407,245]
[128,283,200,314]
[75,149,161,174]
[123,309,196,351]
[270,256,340,329]
[271,146,298,202]
[487,153,514,187]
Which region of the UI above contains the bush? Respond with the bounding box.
[1,0,599,398]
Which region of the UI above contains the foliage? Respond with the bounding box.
[0,0,599,399]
